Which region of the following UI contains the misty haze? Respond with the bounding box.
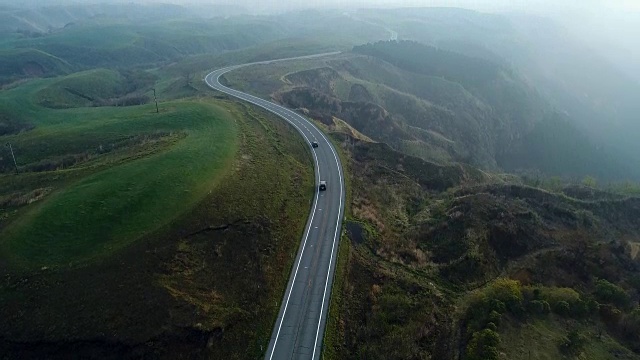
[0,1,639,359]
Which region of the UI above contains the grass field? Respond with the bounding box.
[39,67,155,108]
[0,96,238,268]
[35,68,121,107]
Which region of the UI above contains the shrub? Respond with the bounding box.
[599,304,623,324]
[559,329,587,356]
[466,329,500,360]
[486,278,523,312]
[488,310,501,326]
[489,299,506,314]
[582,176,597,188]
[621,307,640,339]
[528,300,551,315]
[568,298,598,318]
[554,301,571,316]
[533,288,542,300]
[543,287,580,306]
[586,298,600,314]
[595,279,630,308]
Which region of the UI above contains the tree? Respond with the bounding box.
[466,329,500,360]
[488,310,502,326]
[553,301,571,316]
[582,175,597,188]
[595,279,630,308]
[486,278,523,311]
[528,300,550,315]
[559,329,587,356]
[600,304,623,324]
[547,176,563,192]
[621,307,640,339]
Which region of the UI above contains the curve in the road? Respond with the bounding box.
[204,53,345,360]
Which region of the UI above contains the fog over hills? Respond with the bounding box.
[2,1,640,359]
[1,0,638,180]
[5,0,637,81]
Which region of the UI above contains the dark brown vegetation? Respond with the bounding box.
[322,129,640,359]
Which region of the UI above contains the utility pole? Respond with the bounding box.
[6,142,18,174]
[153,88,159,113]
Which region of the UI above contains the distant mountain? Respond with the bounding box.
[0,2,249,34]
[352,8,640,181]
[501,14,640,167]
[351,41,638,181]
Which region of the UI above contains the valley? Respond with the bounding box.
[0,3,639,360]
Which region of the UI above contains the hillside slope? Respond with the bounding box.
[0,48,71,85]
[35,68,155,108]
[226,42,634,181]
[220,37,640,360]
[323,134,640,360]
[0,98,314,359]
[352,8,640,180]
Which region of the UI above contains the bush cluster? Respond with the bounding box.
[463,279,602,359]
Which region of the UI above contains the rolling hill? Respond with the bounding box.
[2,5,639,360]
[225,41,637,181]
[350,7,640,180]
[35,68,155,108]
[0,48,71,85]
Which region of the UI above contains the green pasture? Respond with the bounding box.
[0,96,238,268]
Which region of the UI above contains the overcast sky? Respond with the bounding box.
[203,0,640,13]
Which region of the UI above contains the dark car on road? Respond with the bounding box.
[312,141,319,148]
[319,181,327,191]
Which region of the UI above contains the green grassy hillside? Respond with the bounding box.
[27,21,287,68]
[1,100,237,268]
[35,68,124,108]
[35,68,155,108]
[0,48,71,85]
[0,3,192,34]
[0,18,288,85]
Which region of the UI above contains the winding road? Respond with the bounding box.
[204,53,345,360]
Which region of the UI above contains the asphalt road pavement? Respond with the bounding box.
[204,53,345,360]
